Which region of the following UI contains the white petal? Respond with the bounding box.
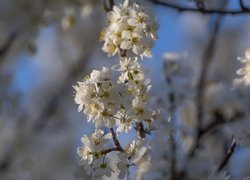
[122,31,131,39]
[120,41,132,50]
[128,18,138,26]
[111,64,122,71]
[78,104,83,112]
[237,68,246,75]
[133,45,143,55]
[123,0,129,7]
[245,48,250,59]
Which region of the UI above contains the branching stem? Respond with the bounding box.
[103,0,115,12]
[110,128,124,151]
[99,147,123,155]
[216,137,237,173]
[189,11,224,158]
[166,77,177,180]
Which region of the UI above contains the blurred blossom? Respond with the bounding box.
[163,51,195,105]
[234,48,250,86]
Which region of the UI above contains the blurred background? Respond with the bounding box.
[0,0,250,179]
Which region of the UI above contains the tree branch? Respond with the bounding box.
[164,74,177,180]
[103,0,115,12]
[239,0,250,10]
[150,0,250,15]
[216,137,237,173]
[188,111,243,158]
[188,9,225,157]
[99,147,123,155]
[135,122,147,139]
[0,155,11,173]
[0,32,17,65]
[110,128,123,151]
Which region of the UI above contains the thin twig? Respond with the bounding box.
[190,13,224,157]
[196,1,205,11]
[103,0,114,12]
[110,128,123,151]
[0,32,17,64]
[150,0,250,15]
[216,137,237,173]
[199,111,242,137]
[162,56,184,178]
[188,111,243,158]
[0,154,11,173]
[135,122,146,139]
[99,147,122,155]
[164,73,177,180]
[239,0,250,10]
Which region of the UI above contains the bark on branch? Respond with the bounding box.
[110,128,124,151]
[103,0,114,12]
[216,137,237,173]
[0,32,17,65]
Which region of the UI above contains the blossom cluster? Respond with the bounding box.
[73,0,158,178]
[73,57,158,178]
[77,129,151,178]
[234,48,250,86]
[100,0,158,58]
[73,59,157,131]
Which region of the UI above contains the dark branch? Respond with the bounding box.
[216,137,237,173]
[103,0,114,12]
[188,111,243,158]
[199,111,243,137]
[164,74,177,180]
[99,147,122,155]
[135,122,146,139]
[239,0,250,10]
[110,128,123,151]
[0,147,13,174]
[0,157,11,173]
[196,1,205,10]
[150,0,250,15]
[0,32,17,64]
[190,14,224,158]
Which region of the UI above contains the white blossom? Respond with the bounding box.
[116,140,152,180]
[74,1,159,179]
[112,56,139,71]
[234,48,250,86]
[73,67,123,128]
[77,129,113,177]
[101,0,158,58]
[61,8,77,31]
[74,58,157,131]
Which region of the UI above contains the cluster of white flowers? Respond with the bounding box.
[234,48,250,86]
[73,0,158,178]
[100,0,158,58]
[77,129,151,178]
[74,67,124,128]
[61,4,94,31]
[117,140,152,179]
[73,61,157,131]
[77,129,114,177]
